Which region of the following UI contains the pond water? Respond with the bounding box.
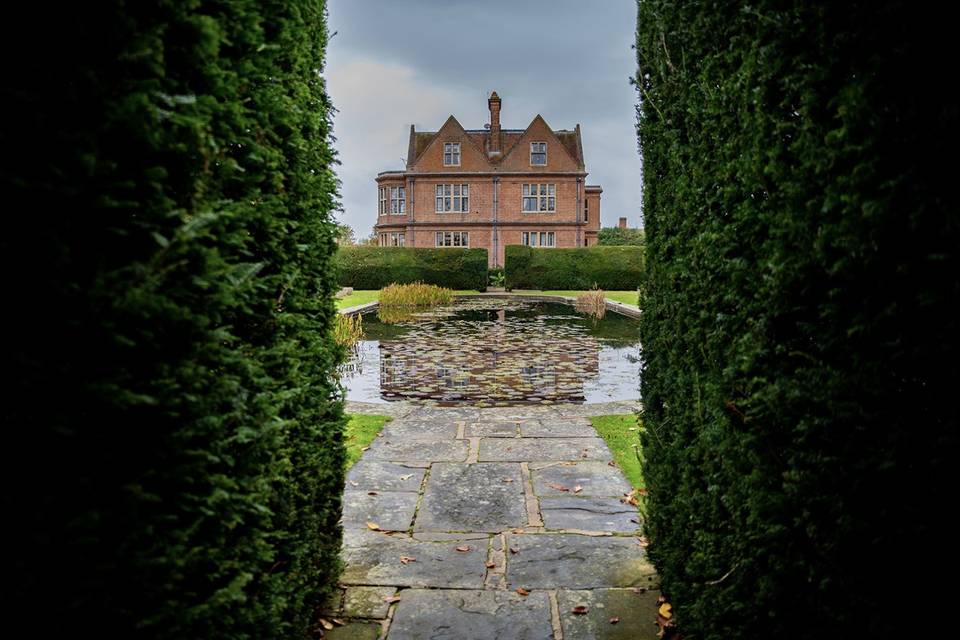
[339,298,640,406]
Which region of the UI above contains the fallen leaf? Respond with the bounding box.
[485,561,496,569]
[399,556,416,564]
[546,483,570,493]
[366,522,381,531]
[610,616,620,624]
[331,618,345,626]
[399,473,413,481]
[572,605,589,615]
[658,603,673,619]
[502,478,514,483]
[383,596,401,604]
[360,446,370,452]
[515,587,530,596]
[512,527,525,534]
[319,618,334,630]
[637,488,649,496]
[368,491,379,496]
[509,547,519,554]
[349,481,359,487]
[621,490,639,506]
[607,461,617,467]
[455,545,470,552]
[573,485,583,493]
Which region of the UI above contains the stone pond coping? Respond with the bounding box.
[339,292,641,319]
[346,399,642,417]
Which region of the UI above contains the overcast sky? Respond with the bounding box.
[325,0,642,239]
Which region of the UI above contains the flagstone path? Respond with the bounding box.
[323,402,659,640]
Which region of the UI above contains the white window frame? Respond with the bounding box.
[522,231,555,247]
[390,186,405,214]
[522,183,556,213]
[389,232,405,247]
[379,187,387,215]
[530,141,547,166]
[443,142,461,166]
[435,231,469,247]
[435,184,470,213]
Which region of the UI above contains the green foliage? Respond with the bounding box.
[588,415,644,490]
[335,246,488,290]
[2,1,344,637]
[379,282,454,308]
[636,1,957,638]
[597,227,645,246]
[505,245,643,290]
[345,414,392,468]
[488,268,506,287]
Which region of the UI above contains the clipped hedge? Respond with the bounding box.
[335,246,488,290]
[2,2,344,638]
[504,245,643,290]
[637,1,957,639]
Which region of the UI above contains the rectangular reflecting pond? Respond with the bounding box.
[339,298,640,406]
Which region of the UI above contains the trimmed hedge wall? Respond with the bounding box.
[637,1,956,639]
[2,2,344,638]
[335,246,488,290]
[505,245,643,290]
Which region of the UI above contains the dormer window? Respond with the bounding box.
[530,142,547,166]
[443,142,460,166]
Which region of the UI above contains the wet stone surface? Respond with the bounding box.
[346,461,427,493]
[558,588,662,640]
[324,622,382,640]
[380,420,459,440]
[415,463,525,532]
[521,418,598,438]
[341,491,419,531]
[465,421,520,437]
[479,437,613,462]
[504,534,658,589]
[387,589,554,640]
[363,438,469,462]
[539,496,640,533]
[341,532,488,588]
[532,461,633,497]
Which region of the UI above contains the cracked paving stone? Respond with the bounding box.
[364,438,469,462]
[465,421,519,437]
[504,534,657,589]
[341,491,419,531]
[415,463,525,532]
[558,588,661,640]
[479,437,612,462]
[346,461,426,492]
[532,462,633,497]
[341,532,487,588]
[520,418,597,438]
[539,496,640,533]
[324,621,381,640]
[380,420,459,440]
[387,589,553,640]
[342,586,397,619]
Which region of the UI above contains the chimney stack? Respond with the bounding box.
[619,217,628,229]
[488,91,501,154]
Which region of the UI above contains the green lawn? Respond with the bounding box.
[336,290,380,310]
[345,413,391,468]
[338,289,638,310]
[588,414,644,489]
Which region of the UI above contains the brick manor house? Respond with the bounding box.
[374,92,602,267]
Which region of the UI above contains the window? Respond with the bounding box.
[443,142,460,166]
[435,184,470,212]
[530,142,547,165]
[390,232,405,247]
[435,231,469,247]
[522,231,555,247]
[584,198,589,222]
[390,186,405,214]
[379,233,387,246]
[378,187,387,215]
[522,183,556,212]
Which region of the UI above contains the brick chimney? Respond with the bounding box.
[619,217,628,229]
[488,91,501,154]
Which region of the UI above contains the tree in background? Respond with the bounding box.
[598,226,645,246]
[2,2,344,637]
[636,1,957,638]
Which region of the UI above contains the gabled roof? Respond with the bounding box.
[407,113,585,170]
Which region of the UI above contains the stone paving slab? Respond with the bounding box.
[346,400,414,418]
[504,534,657,589]
[341,532,488,588]
[380,420,459,440]
[341,491,420,531]
[539,496,640,533]
[477,406,562,421]
[415,462,525,532]
[364,438,469,462]
[346,461,427,492]
[521,418,598,438]
[325,621,382,640]
[479,437,613,462]
[465,421,519,437]
[558,588,661,640]
[405,406,480,421]
[531,461,633,497]
[387,589,553,640]
[343,586,397,619]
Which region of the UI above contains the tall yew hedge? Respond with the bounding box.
[637,1,957,638]
[2,2,344,637]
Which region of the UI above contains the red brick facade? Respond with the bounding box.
[374,92,602,267]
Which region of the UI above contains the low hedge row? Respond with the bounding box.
[335,246,488,289]
[504,245,643,290]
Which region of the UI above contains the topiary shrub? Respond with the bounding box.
[2,1,344,637]
[334,246,488,290]
[636,1,957,638]
[504,245,643,290]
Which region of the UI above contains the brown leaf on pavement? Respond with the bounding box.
[572,605,589,615]
[515,587,530,596]
[455,545,470,552]
[610,616,620,624]
[399,556,416,564]
[573,485,583,493]
[383,596,401,604]
[546,483,570,492]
